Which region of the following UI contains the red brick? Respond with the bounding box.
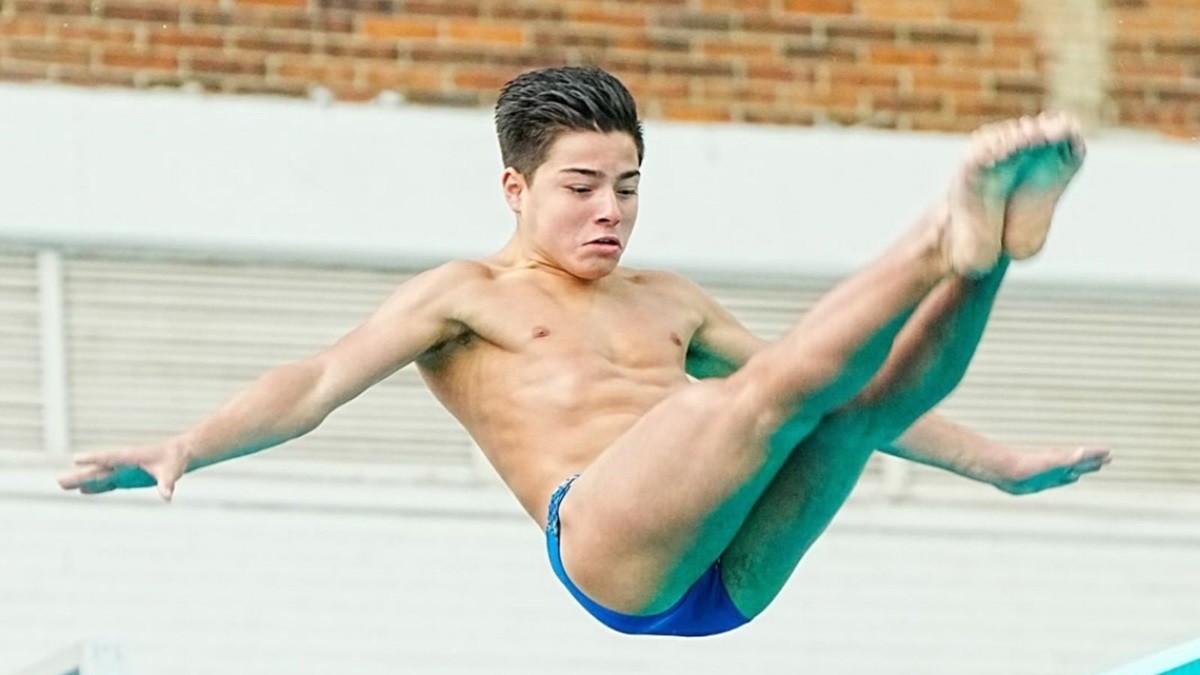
[741,12,815,36]
[868,46,939,66]
[954,94,1033,118]
[699,0,770,10]
[662,101,733,122]
[695,78,778,103]
[408,43,551,67]
[445,20,525,45]
[826,64,899,89]
[569,6,646,28]
[911,67,984,93]
[598,51,654,74]
[826,19,899,42]
[102,46,178,71]
[993,73,1047,95]
[235,0,305,6]
[316,0,385,9]
[532,26,611,49]
[857,0,940,21]
[0,61,51,82]
[614,73,690,99]
[911,113,976,132]
[489,1,565,21]
[148,26,225,49]
[991,28,1038,51]
[275,58,357,84]
[741,106,816,126]
[189,53,267,76]
[746,59,813,82]
[316,11,355,33]
[910,24,981,46]
[871,90,945,113]
[700,38,776,59]
[453,66,522,91]
[1113,58,1187,79]
[58,24,137,44]
[100,1,180,23]
[226,79,309,97]
[1154,82,1200,102]
[187,6,234,27]
[13,0,91,16]
[0,17,49,38]
[406,89,488,107]
[9,39,91,66]
[613,33,690,53]
[782,0,852,15]
[782,39,857,62]
[228,6,312,30]
[1153,37,1200,56]
[777,84,861,109]
[232,31,314,55]
[405,0,482,17]
[361,63,445,90]
[361,17,439,40]
[947,0,1021,23]
[331,87,379,103]
[655,9,733,31]
[1112,10,1200,38]
[57,68,137,88]
[657,56,736,78]
[321,38,400,60]
[943,49,1029,71]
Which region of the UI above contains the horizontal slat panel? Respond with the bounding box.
[65,256,473,471]
[0,251,43,453]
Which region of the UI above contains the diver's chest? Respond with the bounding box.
[501,298,696,368]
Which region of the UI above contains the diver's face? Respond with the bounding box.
[503,130,640,280]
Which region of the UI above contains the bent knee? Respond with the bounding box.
[724,361,819,433]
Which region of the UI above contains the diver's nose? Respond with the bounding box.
[595,188,621,226]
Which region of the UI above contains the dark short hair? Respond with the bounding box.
[494,66,644,180]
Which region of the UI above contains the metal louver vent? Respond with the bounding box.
[64,256,474,475]
[0,251,43,453]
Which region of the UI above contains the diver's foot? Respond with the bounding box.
[1001,112,1087,260]
[942,113,1085,275]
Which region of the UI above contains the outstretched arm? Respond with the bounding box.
[886,412,1109,494]
[57,260,483,500]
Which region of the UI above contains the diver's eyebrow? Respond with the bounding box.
[561,168,641,180]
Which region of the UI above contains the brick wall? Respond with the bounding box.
[1109,0,1200,139]
[0,0,1194,138]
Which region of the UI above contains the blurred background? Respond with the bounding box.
[0,0,1197,673]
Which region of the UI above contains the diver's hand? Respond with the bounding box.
[57,440,189,502]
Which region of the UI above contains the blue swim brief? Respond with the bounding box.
[545,474,750,637]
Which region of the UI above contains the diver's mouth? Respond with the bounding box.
[586,236,622,249]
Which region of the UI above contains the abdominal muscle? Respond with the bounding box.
[418,344,693,526]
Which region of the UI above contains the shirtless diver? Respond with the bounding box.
[59,66,1110,637]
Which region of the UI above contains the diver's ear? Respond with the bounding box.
[501,167,526,213]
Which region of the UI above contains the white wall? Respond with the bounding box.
[0,83,1198,285]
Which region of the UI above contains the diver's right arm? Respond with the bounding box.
[57,261,479,500]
